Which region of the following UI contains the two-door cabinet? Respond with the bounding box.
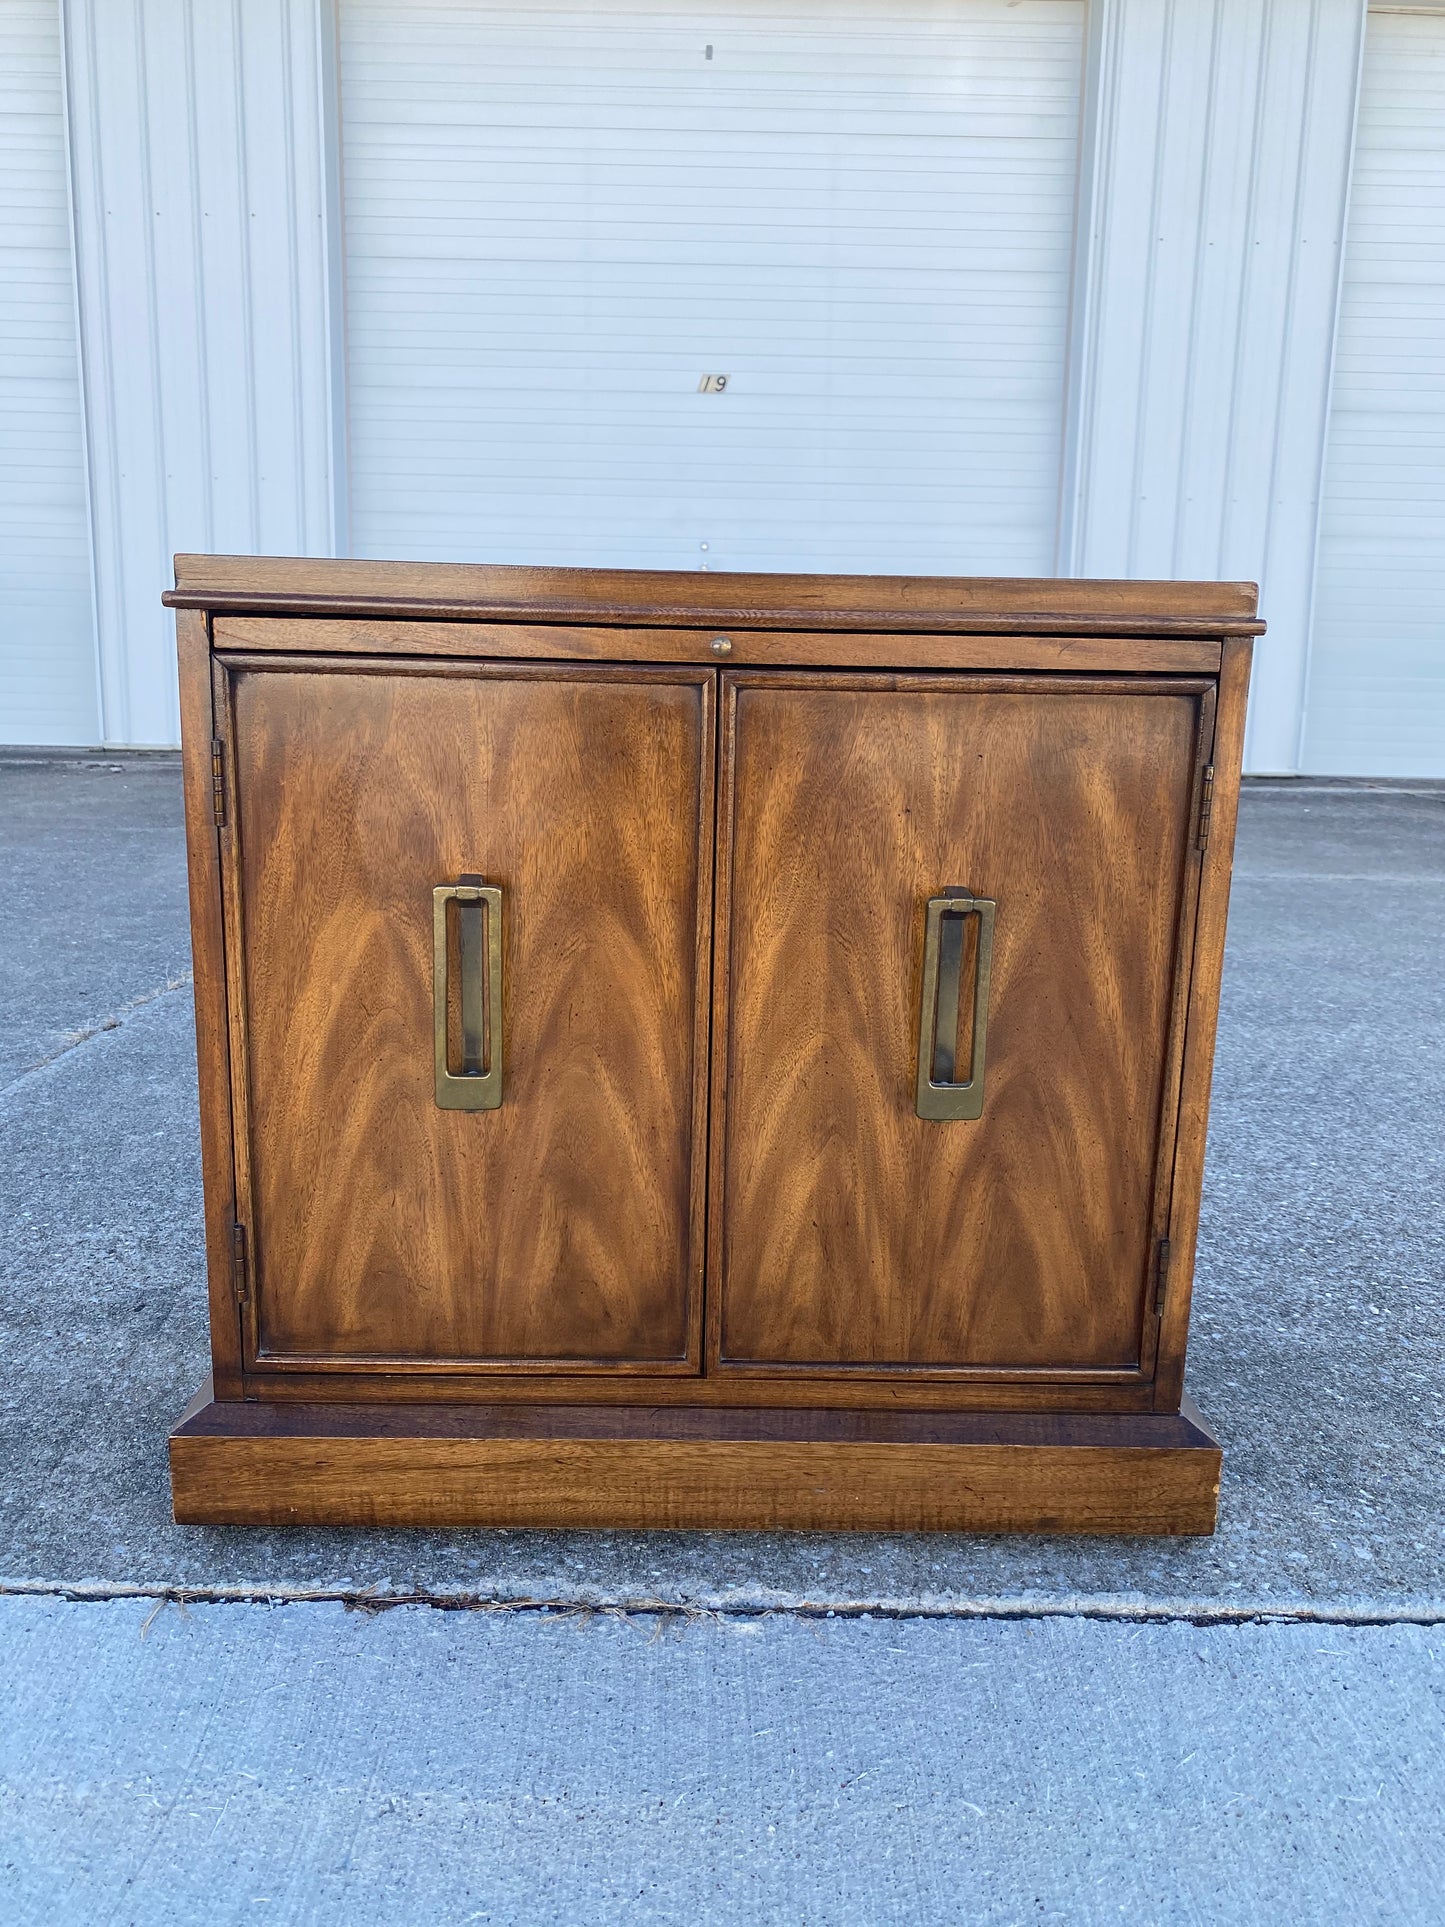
[165,558,1260,1533]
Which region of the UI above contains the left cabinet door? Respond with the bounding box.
[215,655,715,1376]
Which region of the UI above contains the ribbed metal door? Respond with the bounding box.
[0,0,96,745]
[338,0,1083,576]
[1307,8,1445,776]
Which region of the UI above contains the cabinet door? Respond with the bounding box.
[219,656,713,1374]
[710,671,1212,1385]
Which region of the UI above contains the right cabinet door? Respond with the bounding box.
[710,670,1215,1390]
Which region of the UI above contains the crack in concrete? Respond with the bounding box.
[1234,871,1445,882]
[2,1579,1442,1627]
[0,971,194,1101]
[1243,783,1445,799]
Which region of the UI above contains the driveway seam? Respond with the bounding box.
[0,971,193,1102]
[3,1580,1442,1627]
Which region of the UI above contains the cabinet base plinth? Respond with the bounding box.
[170,1381,1221,1534]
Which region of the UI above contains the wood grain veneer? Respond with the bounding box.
[1155,634,1254,1410]
[210,616,1224,676]
[168,558,1255,1533]
[171,1381,1222,1533]
[219,658,713,1373]
[709,672,1212,1380]
[166,554,1263,635]
[176,609,243,1400]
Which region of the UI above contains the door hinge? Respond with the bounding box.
[231,1221,249,1302]
[1196,764,1216,852]
[211,736,227,827]
[1154,1238,1172,1317]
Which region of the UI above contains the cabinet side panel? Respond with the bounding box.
[1134,682,1216,1384]
[175,610,242,1396]
[1155,638,1252,1409]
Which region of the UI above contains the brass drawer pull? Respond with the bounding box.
[433,876,503,1110]
[915,890,995,1120]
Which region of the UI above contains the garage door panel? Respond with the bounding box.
[0,1,97,747]
[1306,10,1445,777]
[340,0,1083,576]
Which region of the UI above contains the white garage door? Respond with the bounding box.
[339,0,1083,575]
[0,0,96,745]
[1305,7,1445,777]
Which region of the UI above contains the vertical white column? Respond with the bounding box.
[1061,0,1367,772]
[0,0,100,745]
[61,0,338,747]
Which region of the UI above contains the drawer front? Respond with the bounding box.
[217,654,713,1374]
[710,670,1213,1383]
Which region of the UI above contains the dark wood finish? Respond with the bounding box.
[169,557,1255,1534]
[198,1367,1161,1413]
[1155,634,1254,1410]
[167,554,1263,636]
[176,609,243,1400]
[211,615,1223,677]
[170,1376,1221,1532]
[218,657,713,1372]
[709,672,1211,1382]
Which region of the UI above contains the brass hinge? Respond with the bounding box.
[1196,764,1216,852]
[1154,1237,1172,1317]
[211,737,227,827]
[231,1221,249,1302]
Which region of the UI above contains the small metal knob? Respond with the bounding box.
[711,636,732,656]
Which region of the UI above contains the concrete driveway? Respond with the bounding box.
[1,754,1442,1923]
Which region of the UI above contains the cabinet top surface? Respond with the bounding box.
[167,554,1264,638]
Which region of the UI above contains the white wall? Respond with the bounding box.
[1063,0,1368,772]
[61,0,338,746]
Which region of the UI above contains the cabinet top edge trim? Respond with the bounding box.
[167,555,1263,634]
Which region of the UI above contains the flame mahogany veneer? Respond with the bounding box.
[164,558,1257,1533]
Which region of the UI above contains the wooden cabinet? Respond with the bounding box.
[166,560,1258,1534]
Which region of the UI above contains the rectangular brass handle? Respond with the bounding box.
[915,890,995,1120]
[433,876,503,1110]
